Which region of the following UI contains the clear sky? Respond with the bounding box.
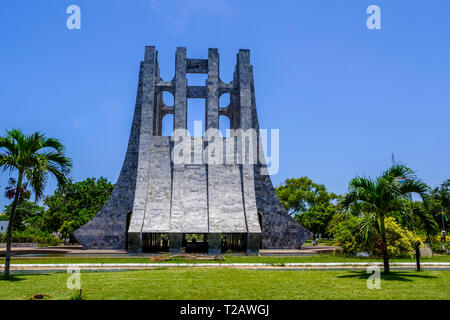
[1,0,449,209]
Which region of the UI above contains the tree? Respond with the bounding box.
[406,201,439,240]
[3,200,45,231]
[0,129,71,279]
[4,177,31,203]
[42,177,114,240]
[295,202,337,238]
[429,179,450,230]
[3,177,34,230]
[339,164,428,273]
[276,177,339,237]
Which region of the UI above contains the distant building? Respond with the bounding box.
[0,221,8,234]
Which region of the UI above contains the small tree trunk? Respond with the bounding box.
[3,171,23,280]
[379,215,390,273]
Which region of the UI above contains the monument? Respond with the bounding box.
[73,46,310,254]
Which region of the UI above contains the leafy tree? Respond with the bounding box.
[3,200,45,230]
[377,200,438,239]
[42,177,114,240]
[0,129,71,279]
[276,177,339,237]
[294,202,337,238]
[429,179,450,230]
[4,177,31,203]
[339,164,428,273]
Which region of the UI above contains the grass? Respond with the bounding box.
[0,268,449,300]
[1,253,449,265]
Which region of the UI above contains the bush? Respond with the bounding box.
[428,235,449,253]
[332,216,371,255]
[430,241,447,253]
[332,216,418,258]
[381,217,416,258]
[0,229,62,247]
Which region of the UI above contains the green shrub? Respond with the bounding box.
[332,216,371,255]
[333,216,418,258]
[381,217,416,258]
[0,229,62,247]
[429,239,449,254]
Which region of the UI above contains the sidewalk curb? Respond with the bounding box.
[2,262,450,268]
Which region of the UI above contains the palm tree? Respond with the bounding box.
[0,129,71,279]
[339,164,429,273]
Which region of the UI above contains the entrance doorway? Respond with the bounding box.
[183,233,208,253]
[142,233,169,253]
[221,233,247,253]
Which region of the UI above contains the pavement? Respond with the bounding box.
[1,262,450,272]
[260,246,339,255]
[0,245,339,257]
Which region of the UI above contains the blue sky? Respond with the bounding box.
[1,0,449,209]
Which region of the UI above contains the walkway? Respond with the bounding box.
[2,262,450,272]
[0,245,339,257]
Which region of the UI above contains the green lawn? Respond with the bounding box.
[2,253,450,265]
[0,268,449,300]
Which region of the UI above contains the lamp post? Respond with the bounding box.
[415,241,421,271]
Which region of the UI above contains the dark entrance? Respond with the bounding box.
[183,233,208,253]
[142,233,169,253]
[125,212,132,250]
[221,233,247,253]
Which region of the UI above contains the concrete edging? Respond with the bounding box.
[2,262,450,268]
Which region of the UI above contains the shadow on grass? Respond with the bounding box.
[0,272,55,282]
[0,274,27,282]
[337,270,438,282]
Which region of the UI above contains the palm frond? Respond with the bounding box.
[40,151,72,173]
[412,204,439,235]
[0,129,72,201]
[359,211,379,240]
[382,162,416,181]
[396,179,429,199]
[0,154,19,172]
[41,137,65,153]
[339,176,377,210]
[0,136,18,154]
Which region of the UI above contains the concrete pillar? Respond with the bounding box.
[208,233,221,255]
[128,232,142,254]
[171,48,188,235]
[206,48,219,133]
[247,233,261,255]
[128,46,157,247]
[237,49,262,249]
[174,47,187,133]
[237,49,253,130]
[169,233,183,253]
